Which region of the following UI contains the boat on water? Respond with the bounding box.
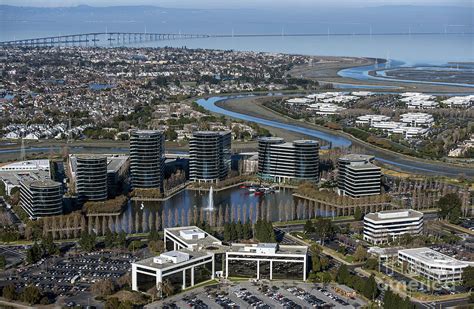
[249,185,276,195]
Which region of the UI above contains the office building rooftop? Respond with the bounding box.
[134,249,210,270]
[365,209,423,222]
[399,247,472,268]
[165,226,222,247]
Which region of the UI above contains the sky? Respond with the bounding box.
[2,0,473,8]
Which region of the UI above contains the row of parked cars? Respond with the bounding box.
[263,288,303,309]
[235,288,271,309]
[212,293,239,308]
[183,295,209,309]
[315,286,351,307]
[286,286,330,308]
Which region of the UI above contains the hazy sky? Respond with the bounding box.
[2,0,473,8]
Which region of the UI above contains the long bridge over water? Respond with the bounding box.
[0,31,470,48]
[0,32,211,47]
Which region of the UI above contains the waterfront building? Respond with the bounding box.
[20,179,63,218]
[189,131,231,183]
[132,250,215,293]
[225,243,308,281]
[398,247,474,283]
[399,112,434,127]
[76,155,108,203]
[363,209,424,244]
[130,130,164,189]
[337,154,381,197]
[258,137,319,183]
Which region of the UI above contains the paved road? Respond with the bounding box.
[415,297,469,309]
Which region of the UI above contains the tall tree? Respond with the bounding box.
[463,266,474,291]
[437,193,462,224]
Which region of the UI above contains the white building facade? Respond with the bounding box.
[398,247,474,283]
[132,227,309,296]
[363,209,424,244]
[226,243,308,281]
[132,249,215,293]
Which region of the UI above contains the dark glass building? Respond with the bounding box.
[130,130,164,189]
[258,137,319,183]
[337,154,381,197]
[76,155,108,203]
[20,179,63,219]
[189,131,231,183]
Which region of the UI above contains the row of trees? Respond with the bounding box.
[383,288,416,309]
[437,193,463,224]
[2,284,49,305]
[26,233,59,264]
[303,218,335,245]
[336,264,379,300]
[223,221,253,242]
[104,228,127,249]
[91,274,132,299]
[254,219,276,242]
[393,179,470,215]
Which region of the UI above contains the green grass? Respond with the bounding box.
[183,279,219,291]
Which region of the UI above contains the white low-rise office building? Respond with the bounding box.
[391,126,430,139]
[132,226,309,296]
[400,113,434,127]
[398,247,474,283]
[356,115,431,139]
[442,95,474,108]
[363,209,424,244]
[307,103,345,115]
[132,249,215,293]
[164,226,222,252]
[355,115,391,126]
[226,243,308,281]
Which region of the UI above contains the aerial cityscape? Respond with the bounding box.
[0,1,473,309]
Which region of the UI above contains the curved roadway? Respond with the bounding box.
[196,96,474,178]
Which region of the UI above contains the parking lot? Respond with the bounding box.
[0,250,136,304]
[149,280,367,309]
